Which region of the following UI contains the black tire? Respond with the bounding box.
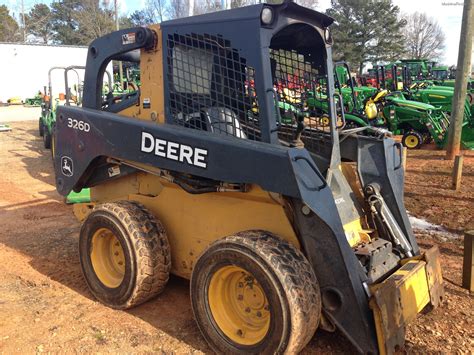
[79,201,171,309]
[402,130,423,149]
[191,231,321,354]
[344,120,363,130]
[422,132,433,144]
[50,124,56,163]
[39,117,44,137]
[43,128,51,149]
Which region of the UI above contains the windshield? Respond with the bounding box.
[432,70,448,80]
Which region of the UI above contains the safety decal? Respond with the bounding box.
[122,33,136,45]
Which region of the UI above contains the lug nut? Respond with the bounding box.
[238,282,243,288]
[237,329,243,337]
[256,311,262,317]
[245,307,250,313]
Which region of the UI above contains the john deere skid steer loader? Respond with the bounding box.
[53,3,444,354]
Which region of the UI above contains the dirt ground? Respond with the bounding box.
[0,121,472,353]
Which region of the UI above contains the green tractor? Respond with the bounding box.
[39,66,87,152]
[431,65,451,81]
[38,65,109,204]
[400,70,474,150]
[398,59,435,81]
[24,92,43,107]
[309,63,451,149]
[429,64,474,96]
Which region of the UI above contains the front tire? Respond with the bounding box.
[191,231,321,354]
[402,130,423,149]
[79,201,171,309]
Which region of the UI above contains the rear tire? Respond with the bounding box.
[50,124,56,164]
[191,231,321,354]
[39,117,44,137]
[79,201,171,309]
[43,128,51,149]
[402,130,423,149]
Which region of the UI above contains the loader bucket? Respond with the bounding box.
[369,246,444,354]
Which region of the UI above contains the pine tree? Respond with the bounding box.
[326,0,407,74]
[0,5,20,42]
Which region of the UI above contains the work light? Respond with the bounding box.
[261,7,274,25]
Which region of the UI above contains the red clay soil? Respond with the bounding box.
[0,121,472,353]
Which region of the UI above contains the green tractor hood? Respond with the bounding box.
[387,97,436,111]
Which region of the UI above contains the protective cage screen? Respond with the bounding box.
[270,48,332,155]
[166,33,261,141]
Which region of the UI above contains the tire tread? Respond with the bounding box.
[90,201,171,309]
[197,231,321,354]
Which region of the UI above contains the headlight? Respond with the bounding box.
[261,7,274,25]
[324,27,333,44]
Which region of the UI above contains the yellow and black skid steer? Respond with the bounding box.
[53,2,444,354]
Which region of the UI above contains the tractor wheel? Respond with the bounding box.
[402,131,423,149]
[344,120,363,130]
[422,133,433,144]
[43,128,52,149]
[39,117,44,137]
[79,201,171,309]
[191,231,321,354]
[51,124,56,163]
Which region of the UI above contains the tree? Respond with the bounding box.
[74,0,115,45]
[50,0,117,45]
[168,0,189,19]
[402,12,445,60]
[326,0,407,74]
[147,0,167,22]
[130,10,155,26]
[50,0,81,44]
[25,4,54,44]
[0,5,20,42]
[119,16,133,29]
[195,0,221,14]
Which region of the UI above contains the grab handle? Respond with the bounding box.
[292,155,327,191]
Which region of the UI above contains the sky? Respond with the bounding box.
[2,0,469,65]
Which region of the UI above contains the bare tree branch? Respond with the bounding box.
[402,12,445,60]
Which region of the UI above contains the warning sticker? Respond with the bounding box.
[122,33,136,45]
[108,166,121,177]
[143,98,151,109]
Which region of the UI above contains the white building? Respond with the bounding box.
[0,43,89,103]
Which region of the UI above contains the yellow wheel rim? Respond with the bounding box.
[90,228,125,288]
[405,135,419,148]
[321,116,330,126]
[208,265,270,346]
[51,134,56,158]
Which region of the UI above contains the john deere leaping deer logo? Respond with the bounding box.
[61,156,74,177]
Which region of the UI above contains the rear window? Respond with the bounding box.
[172,45,213,94]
